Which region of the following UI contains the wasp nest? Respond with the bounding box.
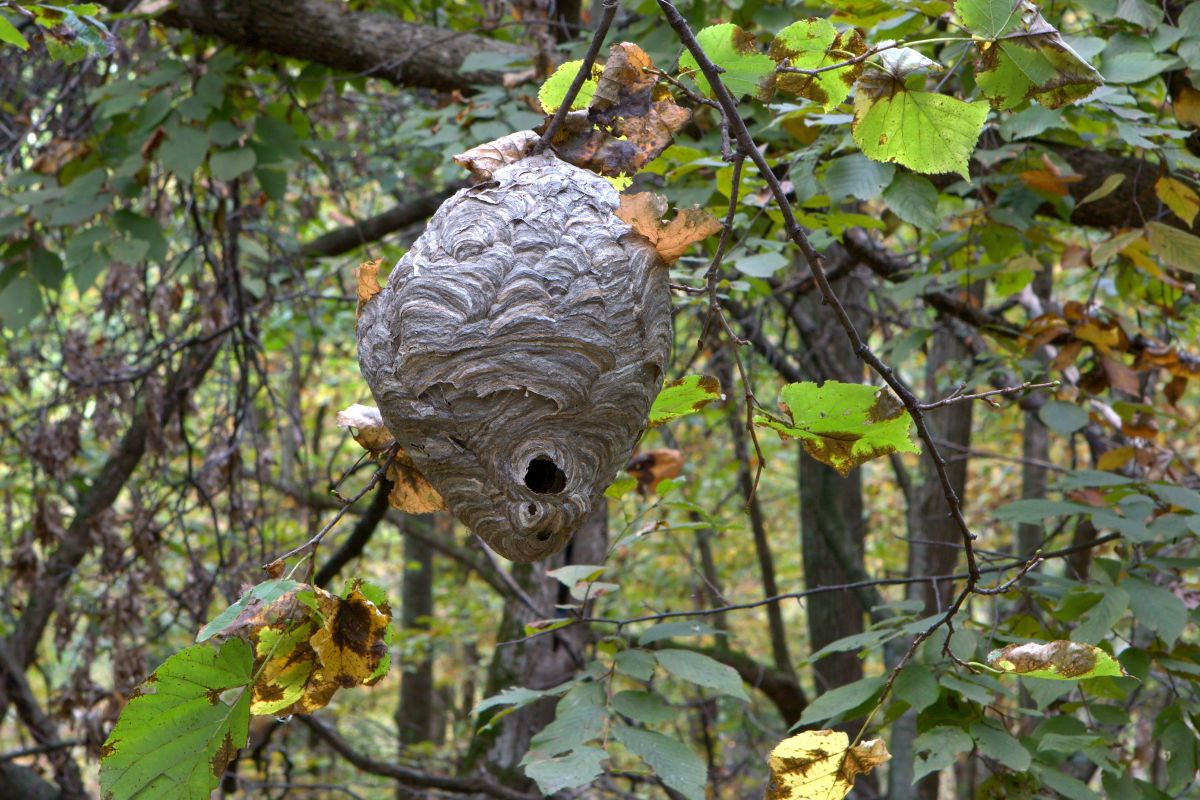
[356,151,673,562]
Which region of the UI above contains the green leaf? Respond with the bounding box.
[770,18,866,110]
[159,125,209,177]
[734,251,789,277]
[1122,577,1187,648]
[613,725,707,800]
[823,153,895,201]
[882,172,941,230]
[1034,765,1102,800]
[472,685,552,716]
[612,690,676,724]
[0,15,29,50]
[679,23,775,100]
[538,60,598,114]
[546,564,605,588]
[852,87,989,179]
[970,721,1031,771]
[523,746,607,795]
[992,498,1093,525]
[987,640,1128,679]
[0,275,43,331]
[1038,399,1089,434]
[957,0,1102,109]
[100,639,253,800]
[638,621,722,644]
[913,725,974,782]
[614,649,658,681]
[755,381,919,476]
[209,148,257,182]
[197,579,303,642]
[797,675,886,727]
[955,0,1023,38]
[527,699,606,756]
[894,665,941,713]
[1146,222,1200,274]
[1071,587,1129,645]
[655,649,749,701]
[649,375,723,426]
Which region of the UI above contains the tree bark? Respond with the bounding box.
[153,0,530,93]
[398,516,436,747]
[462,502,607,787]
[891,314,980,800]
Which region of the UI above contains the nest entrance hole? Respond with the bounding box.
[525,457,567,495]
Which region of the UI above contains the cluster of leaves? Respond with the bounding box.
[99,579,393,799]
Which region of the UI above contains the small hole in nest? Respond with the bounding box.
[527,503,537,515]
[536,531,551,541]
[524,456,567,494]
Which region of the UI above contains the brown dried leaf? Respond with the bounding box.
[386,449,445,514]
[452,130,541,180]
[546,42,691,178]
[625,448,684,495]
[616,193,721,264]
[356,259,382,321]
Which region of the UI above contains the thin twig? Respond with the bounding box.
[536,0,619,151]
[919,380,1059,411]
[268,445,397,567]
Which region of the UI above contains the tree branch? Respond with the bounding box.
[299,716,539,800]
[152,0,532,93]
[299,187,462,259]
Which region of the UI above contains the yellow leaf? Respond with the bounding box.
[386,449,445,513]
[1175,86,1200,128]
[1097,445,1134,472]
[616,192,721,264]
[766,729,891,800]
[1155,176,1199,228]
[1077,173,1124,206]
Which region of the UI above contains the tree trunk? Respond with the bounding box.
[793,271,870,693]
[891,320,979,800]
[397,516,437,746]
[462,503,607,787]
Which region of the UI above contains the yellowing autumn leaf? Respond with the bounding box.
[1155,176,1199,228]
[195,579,393,717]
[616,192,721,264]
[766,729,891,800]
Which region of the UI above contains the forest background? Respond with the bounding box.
[1,0,1200,798]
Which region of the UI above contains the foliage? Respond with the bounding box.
[2,0,1199,798]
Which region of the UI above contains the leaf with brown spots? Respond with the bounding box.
[986,640,1127,680]
[386,448,446,513]
[648,374,724,426]
[766,729,891,800]
[99,638,253,800]
[755,381,919,476]
[197,579,394,718]
[543,43,691,178]
[616,193,721,265]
